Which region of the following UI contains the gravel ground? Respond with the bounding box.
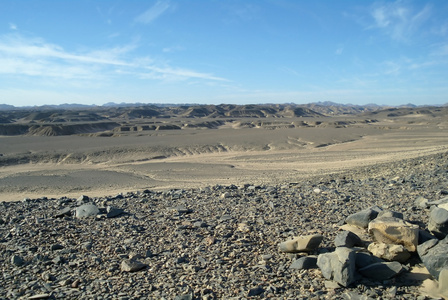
[1,151,447,299]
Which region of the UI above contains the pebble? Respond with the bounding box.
[1,152,448,298]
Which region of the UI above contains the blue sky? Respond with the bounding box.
[1,0,447,106]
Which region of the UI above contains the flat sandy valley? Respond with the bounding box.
[1,104,447,201]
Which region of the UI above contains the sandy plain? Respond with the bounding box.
[0,105,447,201]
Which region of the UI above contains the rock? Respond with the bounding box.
[54,207,72,218]
[106,206,125,218]
[75,204,100,218]
[341,291,375,300]
[427,196,448,207]
[439,268,448,298]
[345,206,382,228]
[334,230,363,248]
[417,236,448,278]
[377,210,403,220]
[77,195,89,205]
[415,196,429,208]
[317,247,357,287]
[367,242,411,263]
[50,243,64,251]
[28,294,51,299]
[419,229,438,244]
[428,207,448,238]
[358,261,404,281]
[174,293,193,300]
[175,205,193,214]
[247,286,264,297]
[121,259,147,272]
[237,222,251,233]
[278,234,323,253]
[11,255,24,266]
[289,256,318,270]
[355,251,385,269]
[324,280,341,289]
[368,217,419,252]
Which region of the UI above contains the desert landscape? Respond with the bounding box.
[1,103,447,200]
[1,103,448,299]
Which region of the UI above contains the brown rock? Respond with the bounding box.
[368,217,419,252]
[278,234,323,253]
[367,242,411,263]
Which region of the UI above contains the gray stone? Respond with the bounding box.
[75,204,100,218]
[247,286,264,297]
[355,251,385,269]
[368,217,419,252]
[51,243,64,251]
[11,255,24,266]
[428,207,448,239]
[415,196,429,208]
[427,196,448,207]
[278,234,323,253]
[341,291,375,300]
[417,236,448,278]
[121,259,147,272]
[106,206,125,218]
[345,206,382,228]
[317,247,357,287]
[419,229,438,244]
[175,205,193,214]
[174,293,193,300]
[334,230,363,248]
[289,256,317,270]
[54,207,72,218]
[358,261,404,281]
[377,210,404,220]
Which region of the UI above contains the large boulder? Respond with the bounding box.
[345,206,382,229]
[368,217,419,252]
[317,247,357,287]
[278,234,323,253]
[417,236,448,279]
[428,207,448,239]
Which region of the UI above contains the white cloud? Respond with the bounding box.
[370,1,432,42]
[135,1,172,24]
[9,23,18,30]
[0,34,227,83]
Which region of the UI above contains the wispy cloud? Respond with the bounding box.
[0,34,227,83]
[135,0,172,24]
[369,1,432,42]
[335,45,344,55]
[9,23,18,30]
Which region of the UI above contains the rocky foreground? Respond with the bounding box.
[1,152,448,299]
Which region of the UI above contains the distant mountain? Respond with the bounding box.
[0,104,16,110]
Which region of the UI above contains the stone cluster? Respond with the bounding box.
[1,152,448,299]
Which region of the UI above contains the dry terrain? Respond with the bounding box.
[0,103,447,200]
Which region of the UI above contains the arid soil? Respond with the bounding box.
[0,104,447,201]
[1,104,448,299]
